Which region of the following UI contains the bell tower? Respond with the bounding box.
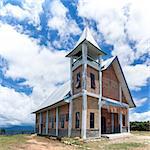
[66,27,106,139]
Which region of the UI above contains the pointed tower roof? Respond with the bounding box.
[74,26,100,50]
[66,26,106,57]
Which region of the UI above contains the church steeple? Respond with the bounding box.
[66,26,106,58]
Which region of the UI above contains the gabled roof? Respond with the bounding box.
[74,26,100,50]
[33,56,135,113]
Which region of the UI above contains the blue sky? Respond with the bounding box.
[0,0,149,127]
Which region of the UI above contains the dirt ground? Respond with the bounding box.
[0,132,149,150]
[22,132,150,150]
[21,135,76,150]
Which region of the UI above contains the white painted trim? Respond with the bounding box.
[112,113,114,133]
[81,42,87,139]
[39,112,42,134]
[72,56,99,72]
[46,110,49,135]
[72,93,82,99]
[98,56,102,137]
[87,92,99,98]
[120,112,122,133]
[56,107,59,136]
[102,97,128,108]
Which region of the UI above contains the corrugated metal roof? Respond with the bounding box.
[34,81,70,112]
[74,26,100,50]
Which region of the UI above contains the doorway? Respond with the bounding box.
[101,116,106,134]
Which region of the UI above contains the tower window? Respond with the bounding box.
[75,112,80,128]
[90,113,94,128]
[90,73,95,89]
[75,73,81,88]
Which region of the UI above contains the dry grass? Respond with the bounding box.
[0,131,149,150]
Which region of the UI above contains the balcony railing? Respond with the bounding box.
[72,55,100,70]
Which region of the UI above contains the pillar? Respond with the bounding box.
[68,57,73,137]
[46,110,49,135]
[111,113,114,133]
[120,112,122,133]
[39,112,42,134]
[81,42,87,139]
[98,56,102,137]
[127,106,130,132]
[56,107,59,136]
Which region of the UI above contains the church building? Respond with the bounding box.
[33,27,136,139]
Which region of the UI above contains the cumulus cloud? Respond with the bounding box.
[0,0,45,26]
[0,85,33,126]
[77,0,150,90]
[0,23,70,125]
[130,110,150,122]
[134,97,148,107]
[123,64,150,90]
[47,0,81,49]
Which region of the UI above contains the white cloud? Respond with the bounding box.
[0,0,45,26]
[0,85,33,126]
[123,64,150,90]
[130,110,150,122]
[77,0,150,90]
[77,0,150,64]
[134,97,148,107]
[47,0,81,49]
[0,23,70,126]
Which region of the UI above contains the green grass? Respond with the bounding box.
[0,134,27,150]
[105,142,144,150]
[131,131,150,136]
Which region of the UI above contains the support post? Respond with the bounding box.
[81,42,87,139]
[68,57,73,137]
[127,106,130,132]
[56,107,59,136]
[39,112,42,134]
[98,56,102,137]
[120,112,122,133]
[111,113,114,133]
[46,110,49,135]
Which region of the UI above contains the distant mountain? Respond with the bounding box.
[1,125,35,135]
